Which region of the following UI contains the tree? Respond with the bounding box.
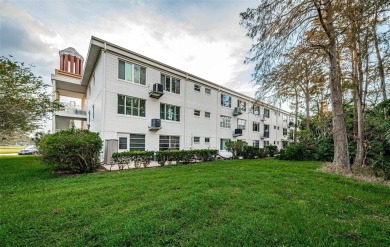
[0,56,62,141]
[240,0,351,170]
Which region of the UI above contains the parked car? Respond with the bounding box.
[18,145,38,155]
[218,150,233,159]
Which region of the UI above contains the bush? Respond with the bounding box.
[226,141,247,158]
[313,137,334,161]
[114,149,218,167]
[112,151,154,169]
[37,128,103,173]
[265,145,278,157]
[278,144,312,161]
[242,146,264,159]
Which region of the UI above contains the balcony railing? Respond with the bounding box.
[57,102,87,116]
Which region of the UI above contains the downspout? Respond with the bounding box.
[184,73,188,149]
[102,42,107,151]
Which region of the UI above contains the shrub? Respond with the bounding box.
[112,151,154,169]
[278,144,312,161]
[265,145,278,157]
[242,146,263,159]
[313,137,334,161]
[37,128,103,173]
[114,149,218,167]
[226,141,247,158]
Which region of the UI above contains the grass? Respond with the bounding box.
[0,146,25,154]
[0,156,389,246]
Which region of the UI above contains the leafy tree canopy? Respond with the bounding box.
[0,56,62,141]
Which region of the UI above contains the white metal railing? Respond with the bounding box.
[57,102,86,116]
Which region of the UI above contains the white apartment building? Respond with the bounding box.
[52,37,295,161]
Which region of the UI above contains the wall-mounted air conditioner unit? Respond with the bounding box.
[149,83,164,99]
[233,128,243,137]
[149,118,162,131]
[233,107,242,116]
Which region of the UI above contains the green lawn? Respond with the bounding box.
[0,156,389,246]
[0,146,25,154]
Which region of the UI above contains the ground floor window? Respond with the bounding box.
[253,140,259,147]
[130,134,145,151]
[193,136,200,144]
[264,141,270,146]
[159,135,180,150]
[220,138,230,150]
[119,137,127,150]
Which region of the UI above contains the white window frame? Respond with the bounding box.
[161,73,180,94]
[160,103,180,122]
[220,115,231,128]
[194,84,201,92]
[117,95,146,117]
[253,122,260,132]
[193,137,200,144]
[205,88,211,95]
[237,119,246,130]
[205,112,211,118]
[118,60,146,85]
[194,109,201,117]
[221,94,231,108]
[159,135,180,150]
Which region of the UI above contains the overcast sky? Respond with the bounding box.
[0,0,263,98]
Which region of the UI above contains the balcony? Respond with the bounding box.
[55,102,87,119]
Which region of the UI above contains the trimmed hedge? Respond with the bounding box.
[112,149,218,168]
[112,151,154,169]
[37,128,103,173]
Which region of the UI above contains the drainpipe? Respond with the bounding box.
[102,43,107,159]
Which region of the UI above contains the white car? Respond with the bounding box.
[18,145,38,155]
[218,150,233,159]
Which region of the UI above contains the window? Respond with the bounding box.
[264,141,270,146]
[160,103,180,121]
[161,74,180,94]
[237,119,246,130]
[263,124,270,138]
[253,122,260,132]
[194,84,201,92]
[253,140,259,147]
[194,110,201,117]
[193,137,200,144]
[205,137,210,143]
[205,88,211,95]
[119,137,127,150]
[118,60,146,85]
[282,115,288,122]
[88,111,90,123]
[117,95,146,117]
[238,100,246,112]
[92,105,95,119]
[274,126,276,129]
[277,126,280,130]
[159,136,180,150]
[220,115,231,128]
[130,134,145,151]
[205,112,211,118]
[283,128,288,136]
[274,141,276,145]
[277,141,279,145]
[252,105,260,116]
[220,139,230,150]
[221,94,231,107]
[92,74,95,86]
[264,108,270,118]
